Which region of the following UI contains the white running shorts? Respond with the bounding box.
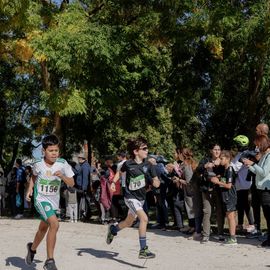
[124,198,145,217]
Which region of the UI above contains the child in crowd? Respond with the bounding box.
[211,150,237,245]
[106,137,160,258]
[25,166,33,211]
[66,186,78,222]
[25,134,74,270]
[99,169,113,224]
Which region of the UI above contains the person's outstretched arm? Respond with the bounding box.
[26,175,37,201]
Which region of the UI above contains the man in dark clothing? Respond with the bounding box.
[76,153,93,220]
[148,155,170,230]
[14,158,26,219]
[76,154,92,191]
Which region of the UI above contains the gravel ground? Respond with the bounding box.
[0,218,269,270]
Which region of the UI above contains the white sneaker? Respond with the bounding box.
[14,214,23,219]
[246,225,255,233]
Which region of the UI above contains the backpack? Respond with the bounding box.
[100,175,112,210]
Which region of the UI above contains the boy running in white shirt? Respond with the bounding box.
[25,134,74,270]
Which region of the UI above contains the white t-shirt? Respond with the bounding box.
[33,158,74,210]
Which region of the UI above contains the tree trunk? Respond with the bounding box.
[61,117,67,158]
[40,60,50,91]
[246,64,264,136]
[53,112,63,145]
[40,61,65,151]
[86,134,93,165]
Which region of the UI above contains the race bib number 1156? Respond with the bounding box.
[38,179,60,196]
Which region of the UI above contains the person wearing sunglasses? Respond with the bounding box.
[106,137,160,259]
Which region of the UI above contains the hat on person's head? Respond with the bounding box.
[77,152,86,159]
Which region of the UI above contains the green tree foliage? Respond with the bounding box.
[0,0,42,170]
[2,0,270,167]
[199,1,270,147]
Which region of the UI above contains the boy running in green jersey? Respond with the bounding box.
[25,134,74,270]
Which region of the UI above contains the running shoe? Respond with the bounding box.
[106,224,116,245]
[138,246,156,259]
[43,258,58,270]
[223,237,237,246]
[25,242,36,265]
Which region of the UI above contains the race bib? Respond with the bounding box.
[129,175,146,191]
[38,179,60,196]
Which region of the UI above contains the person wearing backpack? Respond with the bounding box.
[99,168,113,224]
[231,135,255,234]
[211,150,238,245]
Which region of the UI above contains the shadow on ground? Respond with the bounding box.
[5,257,42,270]
[76,248,146,269]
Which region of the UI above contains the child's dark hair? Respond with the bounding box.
[42,134,59,149]
[117,151,127,158]
[127,137,148,159]
[25,165,32,171]
[16,158,22,166]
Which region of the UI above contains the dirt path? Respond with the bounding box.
[0,218,269,270]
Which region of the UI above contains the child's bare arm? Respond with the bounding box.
[54,171,74,187]
[26,175,37,201]
[111,171,121,192]
[211,177,232,189]
[152,176,160,188]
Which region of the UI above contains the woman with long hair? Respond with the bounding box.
[243,135,270,247]
[174,147,197,234]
